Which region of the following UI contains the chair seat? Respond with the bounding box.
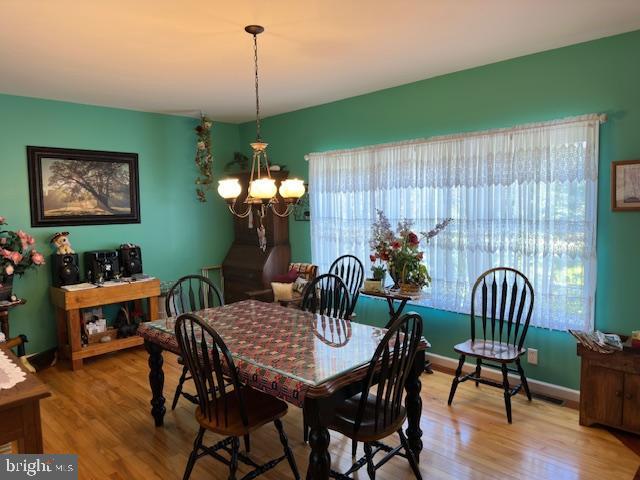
[454,339,526,362]
[196,386,287,436]
[327,392,406,442]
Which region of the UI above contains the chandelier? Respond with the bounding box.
[217,25,305,249]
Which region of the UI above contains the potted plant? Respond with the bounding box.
[0,216,45,302]
[364,255,387,292]
[369,210,451,295]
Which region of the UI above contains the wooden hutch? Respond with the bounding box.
[222,170,291,303]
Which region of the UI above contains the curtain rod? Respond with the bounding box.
[304,113,607,161]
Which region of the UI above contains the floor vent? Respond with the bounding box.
[532,392,565,406]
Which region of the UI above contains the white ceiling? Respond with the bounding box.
[1,1,639,122]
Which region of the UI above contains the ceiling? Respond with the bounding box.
[1,1,640,123]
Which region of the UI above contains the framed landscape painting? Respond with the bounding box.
[27,146,140,226]
[612,160,640,211]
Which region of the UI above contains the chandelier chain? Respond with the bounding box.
[253,33,261,141]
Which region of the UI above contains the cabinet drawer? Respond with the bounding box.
[622,373,640,432]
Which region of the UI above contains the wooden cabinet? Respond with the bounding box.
[222,171,291,304]
[578,343,640,434]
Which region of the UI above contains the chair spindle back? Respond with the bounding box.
[354,312,423,437]
[470,267,534,349]
[166,275,224,317]
[329,255,364,315]
[175,313,247,428]
[301,273,351,320]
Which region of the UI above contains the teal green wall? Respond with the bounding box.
[0,94,236,353]
[238,30,640,389]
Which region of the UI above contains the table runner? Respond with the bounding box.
[0,348,26,390]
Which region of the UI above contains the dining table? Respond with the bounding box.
[138,299,428,480]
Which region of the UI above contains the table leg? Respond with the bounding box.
[304,397,331,480]
[145,340,166,427]
[18,401,44,454]
[67,309,83,371]
[405,348,424,460]
[148,295,159,321]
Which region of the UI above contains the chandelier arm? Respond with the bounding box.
[228,202,252,218]
[270,202,296,218]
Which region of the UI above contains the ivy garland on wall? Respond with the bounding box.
[194,116,214,202]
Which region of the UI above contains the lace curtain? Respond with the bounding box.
[308,115,602,331]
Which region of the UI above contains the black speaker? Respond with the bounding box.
[84,250,120,283]
[119,244,143,277]
[51,253,80,287]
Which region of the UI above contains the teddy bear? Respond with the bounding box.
[50,232,75,255]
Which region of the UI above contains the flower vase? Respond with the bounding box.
[388,266,400,290]
[364,278,384,293]
[0,276,14,302]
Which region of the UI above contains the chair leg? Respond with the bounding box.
[243,434,251,453]
[399,429,422,480]
[516,358,532,401]
[447,354,465,405]
[229,436,239,480]
[364,442,376,480]
[501,363,512,424]
[475,358,482,387]
[351,439,357,457]
[182,427,205,480]
[303,416,309,443]
[274,419,300,480]
[172,365,189,410]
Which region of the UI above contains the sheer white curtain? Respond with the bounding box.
[308,115,602,331]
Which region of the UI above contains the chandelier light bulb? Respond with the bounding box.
[249,178,277,199]
[217,178,242,200]
[279,178,306,199]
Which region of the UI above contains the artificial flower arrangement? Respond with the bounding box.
[369,210,452,294]
[0,216,45,300]
[194,116,214,203]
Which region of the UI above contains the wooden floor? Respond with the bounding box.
[37,348,639,480]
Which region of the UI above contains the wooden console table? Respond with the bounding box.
[0,347,50,453]
[50,279,160,370]
[577,341,640,434]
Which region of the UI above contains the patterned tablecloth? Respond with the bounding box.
[0,348,26,390]
[138,300,390,407]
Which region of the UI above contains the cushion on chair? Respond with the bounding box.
[327,392,406,442]
[271,282,294,302]
[272,268,299,283]
[453,339,526,362]
[195,386,288,436]
[288,263,318,281]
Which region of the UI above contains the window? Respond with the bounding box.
[308,115,602,331]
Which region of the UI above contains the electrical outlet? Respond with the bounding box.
[527,348,538,365]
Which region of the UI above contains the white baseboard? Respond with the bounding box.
[426,352,580,404]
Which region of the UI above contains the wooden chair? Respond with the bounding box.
[301,273,351,320]
[166,275,225,411]
[301,273,351,443]
[175,313,300,480]
[329,254,364,317]
[326,313,424,479]
[447,267,535,423]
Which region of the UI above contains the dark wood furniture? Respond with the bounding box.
[0,347,50,453]
[329,255,364,316]
[327,313,423,479]
[301,273,351,320]
[0,298,26,339]
[137,300,428,480]
[222,170,291,304]
[360,288,434,374]
[447,267,534,423]
[50,279,160,370]
[165,275,224,411]
[577,340,640,434]
[175,313,299,480]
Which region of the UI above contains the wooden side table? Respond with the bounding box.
[50,279,160,370]
[0,347,50,453]
[0,299,26,339]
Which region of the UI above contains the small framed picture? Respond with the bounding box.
[27,146,140,226]
[612,160,640,211]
